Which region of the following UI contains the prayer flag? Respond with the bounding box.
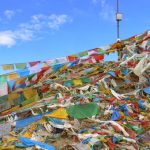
[2,64,14,70]
[15,63,27,69]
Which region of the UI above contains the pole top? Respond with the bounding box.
[116,13,122,21]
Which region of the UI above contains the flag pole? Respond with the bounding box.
[116,0,122,41]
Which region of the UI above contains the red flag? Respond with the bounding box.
[107,139,116,150]
[93,54,104,61]
[29,61,41,67]
[67,55,78,62]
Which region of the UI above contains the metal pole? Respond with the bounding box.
[117,0,120,40]
[117,0,119,12]
[117,19,120,39]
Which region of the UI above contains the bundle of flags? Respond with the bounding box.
[0,30,149,150]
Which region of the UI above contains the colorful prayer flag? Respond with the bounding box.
[0,76,8,96]
[29,61,40,67]
[15,63,27,70]
[97,48,106,54]
[67,54,78,62]
[79,51,88,57]
[7,72,19,81]
[73,79,82,86]
[17,69,30,77]
[2,64,14,71]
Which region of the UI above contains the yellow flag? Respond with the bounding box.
[2,64,14,71]
[7,73,19,80]
[22,88,39,106]
[22,124,37,138]
[0,145,15,150]
[23,88,38,100]
[15,77,25,84]
[8,93,19,101]
[60,63,68,71]
[73,79,82,86]
[46,108,68,119]
[22,131,33,138]
[8,93,19,106]
[118,73,124,79]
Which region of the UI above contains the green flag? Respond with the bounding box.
[79,51,88,57]
[0,75,7,83]
[81,77,91,83]
[67,102,100,119]
[97,48,106,54]
[15,63,27,70]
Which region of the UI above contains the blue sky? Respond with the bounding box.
[0,0,150,65]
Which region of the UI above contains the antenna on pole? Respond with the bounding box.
[116,0,122,41]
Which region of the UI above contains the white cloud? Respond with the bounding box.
[48,14,72,29]
[0,31,16,47]
[4,10,15,20]
[0,29,33,48]
[21,14,72,30]
[92,0,115,22]
[100,0,115,22]
[0,14,72,47]
[14,29,33,41]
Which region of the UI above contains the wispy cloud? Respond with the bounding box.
[100,0,115,22]
[21,14,72,30]
[92,0,115,22]
[4,10,15,20]
[0,31,16,47]
[0,14,72,47]
[0,29,33,47]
